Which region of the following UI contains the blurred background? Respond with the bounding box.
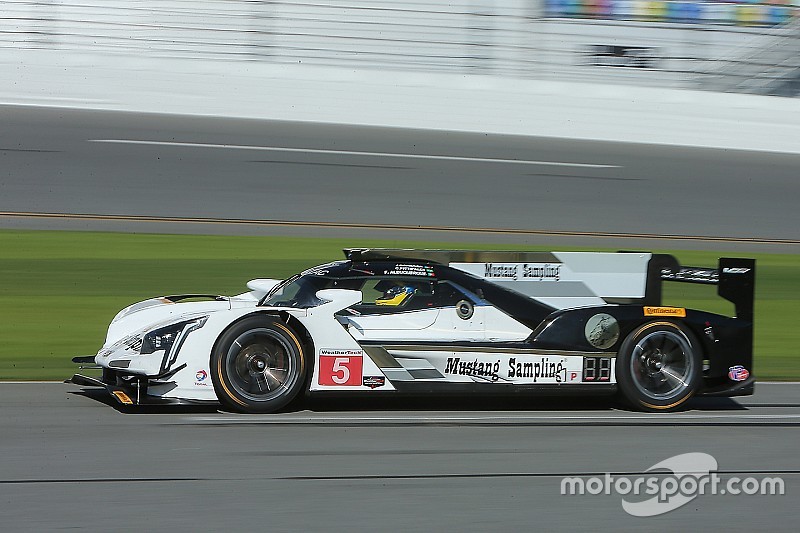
[1,6,798,529]
[2,0,799,95]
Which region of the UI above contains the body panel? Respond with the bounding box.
[74,250,757,408]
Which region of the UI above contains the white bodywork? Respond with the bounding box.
[96,283,392,401]
[451,252,651,309]
[93,252,649,403]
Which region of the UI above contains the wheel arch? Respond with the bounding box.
[623,318,708,359]
[208,310,316,392]
[210,310,312,359]
[209,310,313,413]
[615,318,703,411]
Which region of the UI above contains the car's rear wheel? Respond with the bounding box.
[616,321,701,412]
[211,316,306,413]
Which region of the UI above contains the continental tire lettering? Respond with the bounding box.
[643,307,686,318]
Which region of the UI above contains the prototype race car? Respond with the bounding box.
[70,249,756,412]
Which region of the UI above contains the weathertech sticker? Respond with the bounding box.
[319,350,363,386]
[643,307,686,317]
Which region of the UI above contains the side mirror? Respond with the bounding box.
[246,278,282,298]
[313,289,363,313]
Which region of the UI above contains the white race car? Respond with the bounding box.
[71,249,756,412]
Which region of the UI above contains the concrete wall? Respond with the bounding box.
[2,1,800,153]
[2,0,791,87]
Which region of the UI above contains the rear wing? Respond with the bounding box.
[651,255,756,322]
[345,249,755,319]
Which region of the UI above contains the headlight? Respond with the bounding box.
[140,317,207,356]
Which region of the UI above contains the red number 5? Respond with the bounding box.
[319,354,362,386]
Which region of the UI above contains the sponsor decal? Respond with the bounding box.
[483,263,561,282]
[383,264,435,277]
[111,390,133,405]
[660,267,718,284]
[319,349,363,386]
[643,306,686,318]
[443,356,570,383]
[567,371,581,382]
[363,376,386,389]
[194,368,210,386]
[583,45,660,69]
[585,313,620,349]
[508,357,567,382]
[485,263,518,280]
[320,349,363,356]
[444,357,504,382]
[722,267,751,274]
[728,365,750,382]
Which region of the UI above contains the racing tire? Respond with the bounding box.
[211,315,307,413]
[616,321,701,412]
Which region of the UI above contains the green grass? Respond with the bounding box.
[0,230,797,380]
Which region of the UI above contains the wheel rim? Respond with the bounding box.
[629,330,694,401]
[225,328,297,402]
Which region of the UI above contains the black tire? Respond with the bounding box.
[616,321,701,412]
[211,315,307,413]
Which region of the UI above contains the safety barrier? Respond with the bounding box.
[1,0,797,94]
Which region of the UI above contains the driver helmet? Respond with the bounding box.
[375,285,416,306]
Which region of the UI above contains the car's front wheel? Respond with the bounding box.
[211,316,307,413]
[616,321,701,412]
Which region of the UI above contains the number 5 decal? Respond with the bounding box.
[319,353,363,386]
[331,357,350,384]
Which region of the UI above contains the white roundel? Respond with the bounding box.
[456,300,474,320]
[585,313,620,349]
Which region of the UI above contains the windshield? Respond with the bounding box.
[261,275,332,308]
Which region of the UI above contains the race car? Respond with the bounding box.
[70,249,756,412]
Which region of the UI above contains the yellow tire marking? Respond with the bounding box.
[640,393,694,411]
[217,351,247,407]
[273,321,305,374]
[216,318,304,408]
[630,321,695,410]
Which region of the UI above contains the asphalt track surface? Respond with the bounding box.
[1,105,799,253]
[0,382,798,531]
[1,105,798,530]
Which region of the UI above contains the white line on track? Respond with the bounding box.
[185,413,800,424]
[88,139,620,169]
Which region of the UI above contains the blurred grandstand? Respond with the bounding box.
[1,0,798,95]
[545,0,797,27]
